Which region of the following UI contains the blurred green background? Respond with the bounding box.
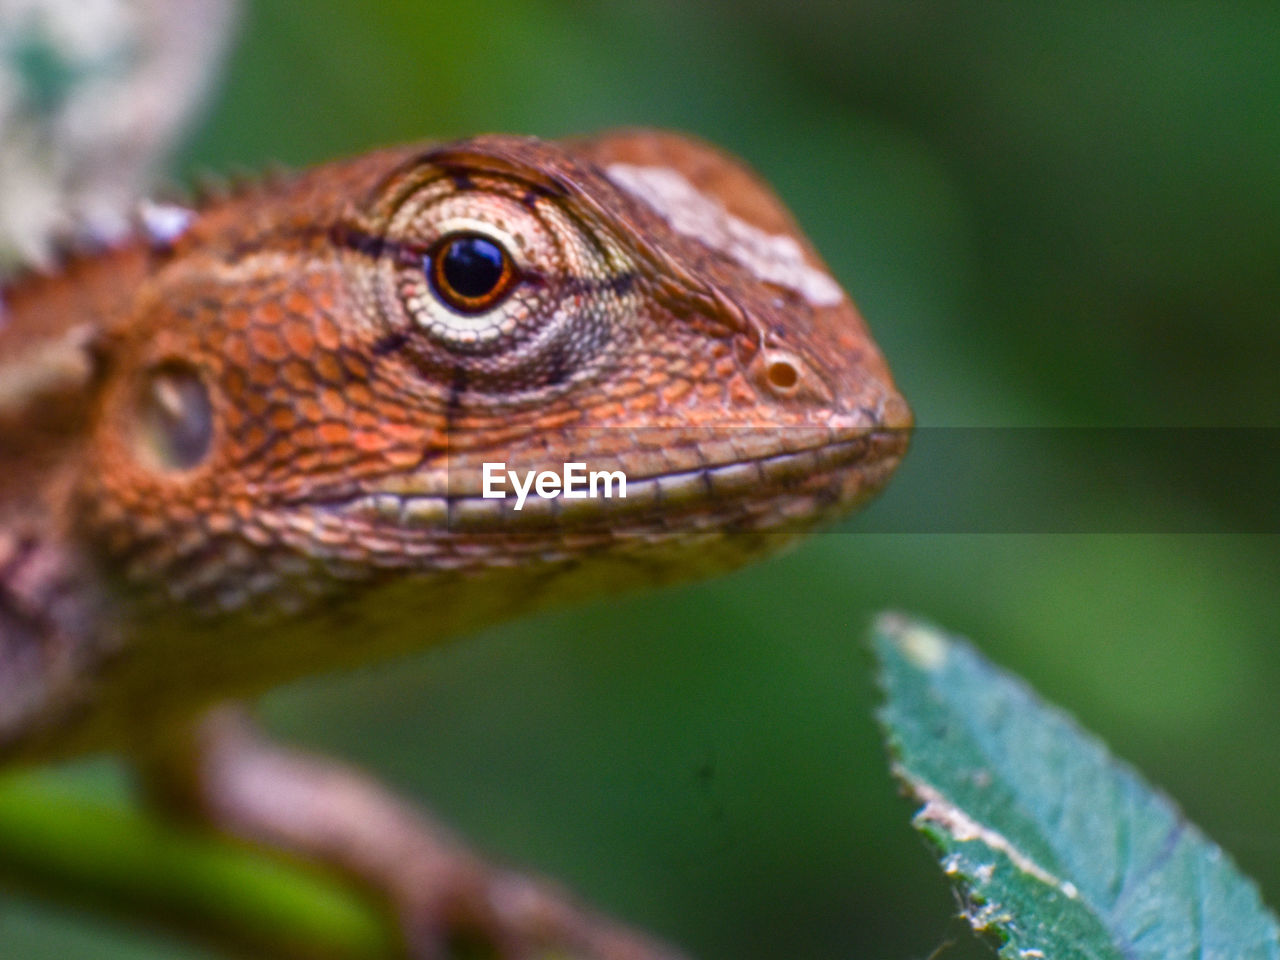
[5,2,1280,958]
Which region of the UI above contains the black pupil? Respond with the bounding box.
[439,235,506,301]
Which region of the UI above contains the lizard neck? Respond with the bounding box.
[1,243,152,486]
[0,243,153,758]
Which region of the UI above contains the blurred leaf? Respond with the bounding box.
[875,613,1280,959]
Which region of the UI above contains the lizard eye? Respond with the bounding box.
[428,232,516,313]
[366,160,637,390]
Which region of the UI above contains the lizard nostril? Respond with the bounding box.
[752,349,835,406]
[765,357,799,392]
[133,361,214,472]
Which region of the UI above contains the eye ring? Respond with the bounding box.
[427,232,517,314]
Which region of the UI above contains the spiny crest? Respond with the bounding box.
[0,162,301,294]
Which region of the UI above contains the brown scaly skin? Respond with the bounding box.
[0,129,909,956]
[2,129,910,761]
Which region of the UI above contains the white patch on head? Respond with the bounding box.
[138,200,195,247]
[605,163,844,307]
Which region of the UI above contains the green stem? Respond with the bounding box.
[0,768,399,960]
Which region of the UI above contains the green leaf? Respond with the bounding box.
[874,613,1280,960]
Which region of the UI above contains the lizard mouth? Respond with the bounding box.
[341,420,910,539]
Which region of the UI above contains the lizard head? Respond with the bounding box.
[78,131,910,629]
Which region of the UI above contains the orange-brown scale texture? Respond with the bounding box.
[1,130,909,757]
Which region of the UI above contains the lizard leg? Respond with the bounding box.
[135,705,686,960]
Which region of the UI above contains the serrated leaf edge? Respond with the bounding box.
[895,764,1081,901]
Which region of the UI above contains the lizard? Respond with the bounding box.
[0,128,911,957]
